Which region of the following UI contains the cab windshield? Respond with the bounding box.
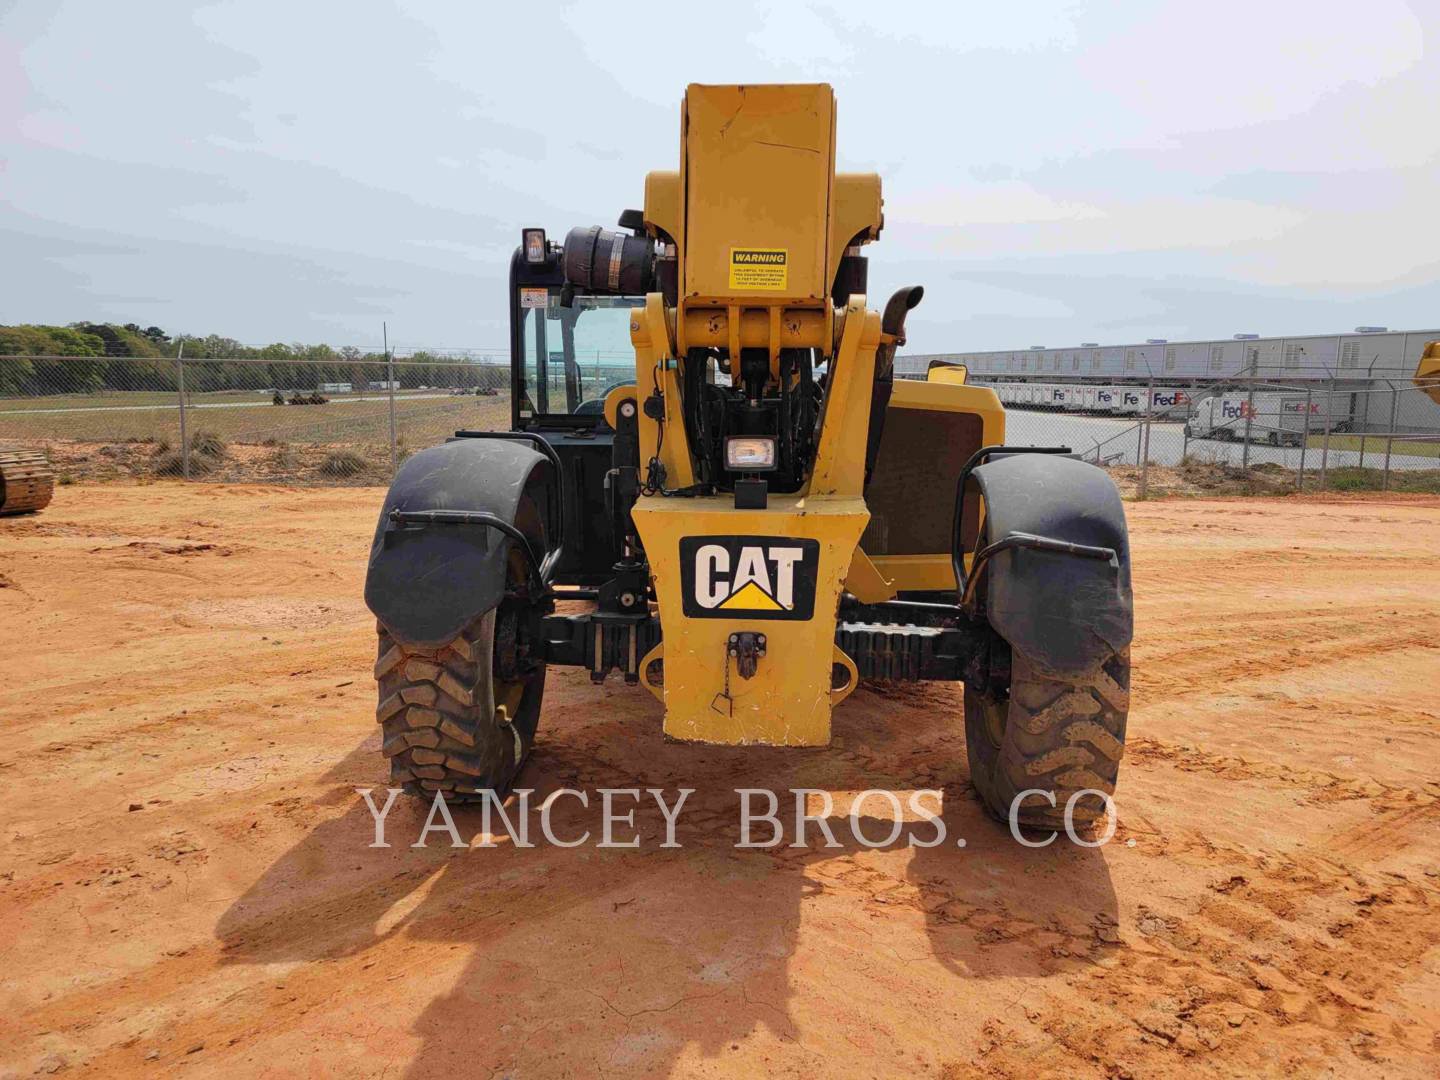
[518,289,641,418]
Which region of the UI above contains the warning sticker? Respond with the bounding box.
[728,248,788,291]
[519,287,549,309]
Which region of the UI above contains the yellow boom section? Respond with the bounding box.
[1417,341,1440,405]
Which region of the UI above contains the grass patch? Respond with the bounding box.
[319,449,368,478]
[152,450,216,477]
[1305,433,1440,459]
[189,430,227,458]
[150,431,226,477]
[268,442,299,470]
[1322,467,1440,494]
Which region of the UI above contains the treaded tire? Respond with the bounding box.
[965,648,1129,829]
[375,606,545,801]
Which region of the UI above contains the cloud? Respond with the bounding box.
[1,0,1437,349]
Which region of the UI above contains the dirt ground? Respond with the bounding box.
[1,485,1438,1078]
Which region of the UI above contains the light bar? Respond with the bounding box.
[522,228,548,265]
[725,436,777,472]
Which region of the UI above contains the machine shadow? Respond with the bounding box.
[216,690,1118,1076]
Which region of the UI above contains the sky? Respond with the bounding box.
[2,0,1437,354]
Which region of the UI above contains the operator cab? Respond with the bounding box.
[507,233,642,430]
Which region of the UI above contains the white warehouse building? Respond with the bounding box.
[900,328,1440,433]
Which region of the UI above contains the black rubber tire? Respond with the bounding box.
[964,647,1129,829]
[375,608,545,801]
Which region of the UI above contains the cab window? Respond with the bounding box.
[518,290,642,417]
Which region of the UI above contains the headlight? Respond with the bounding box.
[725,436,777,471]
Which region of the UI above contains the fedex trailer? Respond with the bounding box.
[1149,388,1189,415]
[1116,388,1147,415]
[1185,392,1352,447]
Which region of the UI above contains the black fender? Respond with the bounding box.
[970,454,1132,675]
[364,438,553,648]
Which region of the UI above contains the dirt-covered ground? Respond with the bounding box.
[1,485,1438,1078]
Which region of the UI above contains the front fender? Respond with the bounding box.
[971,454,1132,675]
[364,438,551,648]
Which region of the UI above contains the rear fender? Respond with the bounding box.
[364,438,552,648]
[970,454,1132,676]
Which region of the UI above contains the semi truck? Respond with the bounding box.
[1185,391,1351,446]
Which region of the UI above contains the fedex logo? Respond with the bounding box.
[1152,390,1186,408]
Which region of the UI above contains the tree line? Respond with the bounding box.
[0,323,505,396]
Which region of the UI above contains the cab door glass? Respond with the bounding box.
[519,291,643,416]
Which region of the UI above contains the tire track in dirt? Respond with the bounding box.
[1133,611,1440,700]
[1124,736,1440,808]
[5,487,1440,1078]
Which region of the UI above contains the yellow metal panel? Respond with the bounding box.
[643,170,681,245]
[828,172,883,285]
[681,84,835,303]
[679,307,827,350]
[871,553,967,593]
[630,294,695,488]
[808,297,881,496]
[845,547,896,603]
[631,493,868,746]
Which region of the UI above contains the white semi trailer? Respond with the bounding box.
[1185,392,1352,446]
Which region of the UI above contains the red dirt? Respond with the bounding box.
[1,485,1438,1077]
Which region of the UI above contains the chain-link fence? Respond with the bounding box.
[961,374,1440,496]
[0,354,511,485]
[4,355,1438,496]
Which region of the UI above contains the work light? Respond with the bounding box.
[522,228,548,264]
[725,436,777,471]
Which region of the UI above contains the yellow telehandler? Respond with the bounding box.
[364,85,1132,829]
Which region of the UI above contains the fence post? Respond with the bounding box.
[1319,372,1335,490]
[1383,386,1398,491]
[1357,412,1366,470]
[1241,378,1256,469]
[1181,409,1190,464]
[175,342,190,481]
[1138,379,1153,498]
[1297,385,1311,489]
[384,322,397,475]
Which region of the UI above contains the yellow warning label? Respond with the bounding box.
[728,248,788,291]
[718,581,784,611]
